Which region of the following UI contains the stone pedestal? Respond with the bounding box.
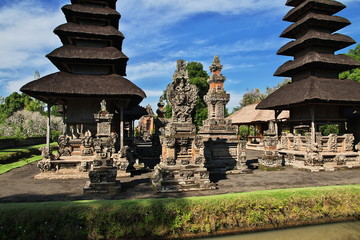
[259,135,283,170]
[83,153,121,194]
[152,124,216,192]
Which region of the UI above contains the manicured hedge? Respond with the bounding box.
[0,143,57,165]
[0,185,359,239]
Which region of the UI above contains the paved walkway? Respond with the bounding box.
[1,154,359,203]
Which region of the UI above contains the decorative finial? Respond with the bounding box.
[209,55,223,73]
[100,100,107,112]
[34,70,40,80]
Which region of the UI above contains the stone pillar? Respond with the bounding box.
[120,106,124,149]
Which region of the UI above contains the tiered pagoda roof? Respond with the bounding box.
[21,0,145,107]
[257,0,360,110]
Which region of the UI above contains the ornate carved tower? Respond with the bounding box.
[151,60,216,192]
[199,56,249,174]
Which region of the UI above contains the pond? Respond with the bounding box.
[201,221,360,240]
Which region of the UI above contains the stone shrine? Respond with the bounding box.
[151,60,216,192]
[83,100,121,194]
[199,56,248,174]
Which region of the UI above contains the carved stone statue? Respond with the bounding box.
[166,60,198,123]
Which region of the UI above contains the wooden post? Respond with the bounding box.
[120,106,124,149]
[46,103,52,155]
[310,106,316,144]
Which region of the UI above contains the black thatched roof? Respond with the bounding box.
[257,77,360,110]
[286,0,304,7]
[284,0,345,22]
[47,45,127,60]
[274,52,360,77]
[62,4,120,28]
[277,32,355,56]
[20,72,146,106]
[281,13,350,39]
[70,0,117,9]
[55,23,124,38]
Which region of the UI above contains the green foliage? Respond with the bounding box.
[0,186,359,239]
[238,125,256,140]
[235,79,291,111]
[339,44,360,82]
[0,143,57,165]
[0,92,46,123]
[318,124,339,136]
[239,88,266,109]
[187,62,209,127]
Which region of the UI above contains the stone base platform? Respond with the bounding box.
[35,157,130,180]
[151,163,217,193]
[83,181,121,194]
[280,150,360,172]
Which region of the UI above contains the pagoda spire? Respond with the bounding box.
[274,0,360,82]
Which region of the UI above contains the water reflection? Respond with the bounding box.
[202,222,360,240]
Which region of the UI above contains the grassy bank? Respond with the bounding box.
[0,185,359,239]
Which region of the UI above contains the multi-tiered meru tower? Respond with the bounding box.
[258,0,360,171]
[21,0,146,178]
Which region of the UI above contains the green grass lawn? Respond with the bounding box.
[0,142,57,174]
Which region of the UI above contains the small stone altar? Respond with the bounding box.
[199,56,249,174]
[83,100,121,194]
[151,60,216,192]
[259,121,283,170]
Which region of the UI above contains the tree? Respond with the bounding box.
[339,44,360,82]
[187,62,209,127]
[0,92,46,123]
[236,79,290,110]
[239,88,266,109]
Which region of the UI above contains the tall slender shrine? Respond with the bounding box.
[257,0,360,171]
[199,56,248,174]
[21,0,146,179]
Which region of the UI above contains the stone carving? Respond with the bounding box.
[100,99,107,112]
[178,138,189,155]
[279,133,289,150]
[166,60,198,123]
[37,159,52,172]
[81,135,93,156]
[335,154,347,165]
[180,171,194,180]
[344,134,354,151]
[293,134,302,151]
[58,135,71,156]
[328,134,338,152]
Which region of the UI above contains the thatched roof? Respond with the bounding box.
[281,13,350,39]
[62,4,120,28]
[47,45,127,60]
[55,23,124,38]
[226,103,289,125]
[284,0,345,22]
[257,77,360,110]
[20,72,146,107]
[277,32,355,56]
[274,52,360,77]
[70,0,117,9]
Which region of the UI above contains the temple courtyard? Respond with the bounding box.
[1,150,359,203]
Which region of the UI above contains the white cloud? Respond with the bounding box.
[127,61,175,82]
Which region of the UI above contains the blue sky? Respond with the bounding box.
[0,0,359,111]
